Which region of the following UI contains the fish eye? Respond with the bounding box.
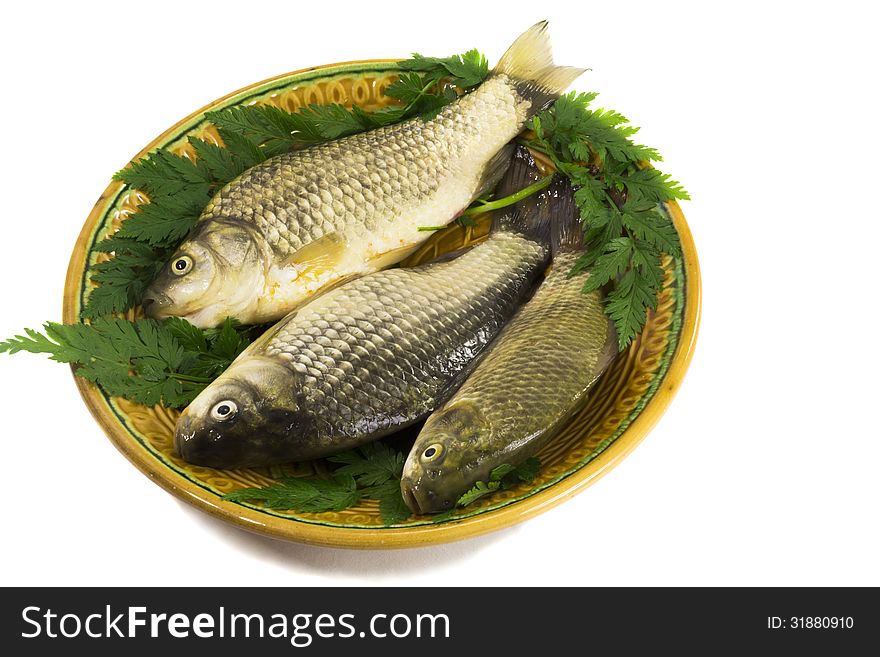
[171,255,193,276]
[421,444,444,462]
[210,400,238,422]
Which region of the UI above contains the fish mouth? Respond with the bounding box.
[173,414,195,460]
[400,479,456,515]
[141,290,174,317]
[401,482,423,515]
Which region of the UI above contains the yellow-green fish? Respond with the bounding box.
[401,180,617,514]
[143,22,584,327]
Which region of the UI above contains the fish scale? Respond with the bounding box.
[205,104,464,257]
[443,252,612,436]
[262,231,545,447]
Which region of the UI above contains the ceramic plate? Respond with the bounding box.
[63,60,701,548]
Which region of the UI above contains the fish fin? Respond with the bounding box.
[549,177,584,256]
[597,320,619,375]
[366,243,421,270]
[285,232,348,279]
[473,144,515,199]
[492,144,542,200]
[419,245,473,265]
[494,175,572,249]
[493,21,587,117]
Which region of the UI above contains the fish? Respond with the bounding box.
[173,148,554,468]
[142,21,584,328]
[400,180,617,514]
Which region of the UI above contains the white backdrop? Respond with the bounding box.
[1,0,877,586]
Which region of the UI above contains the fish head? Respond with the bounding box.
[174,356,313,468]
[142,218,266,327]
[401,401,496,515]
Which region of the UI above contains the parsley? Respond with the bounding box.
[525,92,689,350]
[223,474,360,513]
[456,457,542,508]
[399,49,489,89]
[222,442,411,525]
[458,481,501,506]
[328,441,405,487]
[0,317,250,408]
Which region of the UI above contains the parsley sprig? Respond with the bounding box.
[223,442,410,525]
[457,458,541,506]
[0,318,252,407]
[524,92,689,349]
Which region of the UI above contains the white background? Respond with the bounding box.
[1,0,877,586]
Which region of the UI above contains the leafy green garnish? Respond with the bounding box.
[456,457,542,508]
[525,92,689,350]
[399,49,490,89]
[0,317,249,408]
[223,474,360,513]
[222,442,410,525]
[328,441,405,487]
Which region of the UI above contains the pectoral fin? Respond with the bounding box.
[284,232,348,280]
[366,243,421,270]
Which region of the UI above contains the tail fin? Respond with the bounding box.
[494,21,587,117]
[493,146,555,245]
[549,178,584,256]
[494,144,542,199]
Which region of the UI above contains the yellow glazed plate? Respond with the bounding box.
[63,60,700,548]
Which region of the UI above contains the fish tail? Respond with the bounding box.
[549,178,584,256]
[492,147,556,246]
[493,144,542,199]
[493,21,587,118]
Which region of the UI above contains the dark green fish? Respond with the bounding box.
[401,180,617,514]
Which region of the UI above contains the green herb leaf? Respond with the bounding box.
[363,479,411,525]
[222,442,411,525]
[189,137,248,182]
[82,239,167,318]
[328,442,404,488]
[222,474,360,512]
[112,194,206,248]
[0,318,248,408]
[605,269,660,350]
[526,91,688,350]
[457,481,501,506]
[510,457,541,484]
[490,464,515,481]
[620,205,681,257]
[400,49,489,89]
[457,457,543,507]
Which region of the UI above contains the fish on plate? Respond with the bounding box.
[174,148,555,468]
[142,21,584,327]
[400,180,617,514]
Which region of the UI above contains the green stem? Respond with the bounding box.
[462,175,553,217]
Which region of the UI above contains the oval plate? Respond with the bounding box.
[63,60,701,548]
